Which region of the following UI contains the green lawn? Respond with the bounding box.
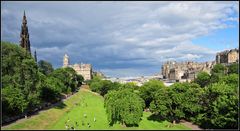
[2,88,190,130]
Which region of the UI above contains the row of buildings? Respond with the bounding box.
[161,48,239,82]
[63,54,105,81]
[63,47,238,82]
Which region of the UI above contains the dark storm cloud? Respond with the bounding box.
[1,1,239,77]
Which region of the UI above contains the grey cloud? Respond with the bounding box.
[1,1,239,77]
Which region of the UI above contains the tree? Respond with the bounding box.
[194,71,210,87]
[119,82,138,91]
[2,86,28,115]
[39,76,64,103]
[210,64,226,83]
[150,82,203,125]
[50,67,80,93]
[139,80,165,108]
[219,74,238,88]
[38,60,54,75]
[76,74,84,87]
[227,63,238,74]
[196,82,238,129]
[211,64,226,74]
[2,41,41,116]
[104,89,145,126]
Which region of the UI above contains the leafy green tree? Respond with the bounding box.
[119,82,138,91]
[50,67,80,93]
[219,74,238,87]
[104,89,145,126]
[194,71,210,87]
[139,80,165,108]
[89,79,115,96]
[211,64,226,74]
[150,82,203,125]
[210,64,226,83]
[2,86,28,115]
[227,63,238,74]
[100,80,114,96]
[196,82,238,129]
[76,74,84,87]
[2,41,41,116]
[39,76,64,103]
[38,60,54,75]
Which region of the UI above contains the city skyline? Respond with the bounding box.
[1,1,239,77]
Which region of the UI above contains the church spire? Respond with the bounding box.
[34,50,37,62]
[20,10,31,54]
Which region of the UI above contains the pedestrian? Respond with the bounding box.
[82,120,84,126]
[87,123,90,128]
[67,117,70,122]
[94,117,96,122]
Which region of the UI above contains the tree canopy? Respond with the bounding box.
[194,71,211,87]
[139,79,165,108]
[104,89,145,126]
[38,60,54,75]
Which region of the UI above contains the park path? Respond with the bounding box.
[180,120,202,130]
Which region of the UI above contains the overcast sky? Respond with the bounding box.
[1,1,239,78]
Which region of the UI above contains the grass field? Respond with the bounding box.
[2,87,190,130]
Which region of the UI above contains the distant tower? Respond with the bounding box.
[34,50,37,62]
[20,11,31,54]
[63,54,69,67]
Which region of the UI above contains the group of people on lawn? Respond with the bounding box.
[65,114,96,130]
[64,98,96,130]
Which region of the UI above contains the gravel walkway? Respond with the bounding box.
[180,120,202,130]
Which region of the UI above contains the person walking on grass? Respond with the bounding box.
[94,116,96,122]
[75,121,78,127]
[67,117,70,122]
[82,120,84,126]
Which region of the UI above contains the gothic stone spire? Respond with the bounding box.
[34,50,37,62]
[20,11,31,54]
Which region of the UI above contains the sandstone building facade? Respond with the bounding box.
[63,54,92,80]
[216,48,239,64]
[162,48,239,82]
[162,61,216,82]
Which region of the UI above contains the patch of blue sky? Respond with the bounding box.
[192,23,239,51]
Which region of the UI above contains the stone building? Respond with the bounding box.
[63,54,92,80]
[162,61,215,82]
[216,48,239,64]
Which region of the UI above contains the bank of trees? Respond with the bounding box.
[148,64,238,129]
[89,63,238,129]
[2,41,83,121]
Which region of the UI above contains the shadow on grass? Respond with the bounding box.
[147,114,166,123]
[108,120,140,128]
[54,101,67,109]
